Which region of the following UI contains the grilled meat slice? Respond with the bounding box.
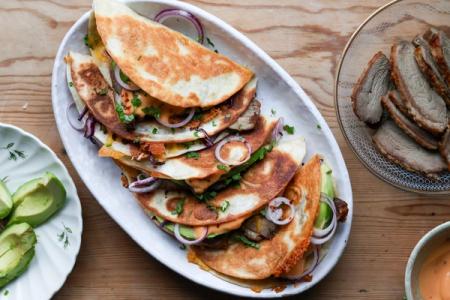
[351,51,391,125]
[229,99,261,131]
[414,45,450,106]
[373,120,447,178]
[333,198,349,222]
[382,91,439,150]
[242,215,277,242]
[391,41,447,135]
[424,28,450,86]
[439,128,450,171]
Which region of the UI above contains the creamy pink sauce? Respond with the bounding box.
[419,240,450,300]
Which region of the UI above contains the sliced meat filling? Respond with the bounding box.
[373,120,447,178]
[390,41,447,135]
[229,99,261,131]
[351,51,391,125]
[382,91,439,150]
[424,28,450,86]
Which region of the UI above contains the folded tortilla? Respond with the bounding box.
[135,138,306,226]
[68,51,256,144]
[192,155,322,280]
[119,116,277,180]
[93,0,253,108]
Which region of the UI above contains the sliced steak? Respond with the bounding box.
[373,120,447,178]
[351,51,391,125]
[424,29,450,85]
[382,91,439,150]
[439,128,450,171]
[390,41,447,135]
[414,45,450,106]
[229,99,261,131]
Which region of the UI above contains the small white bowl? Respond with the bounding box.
[405,221,450,300]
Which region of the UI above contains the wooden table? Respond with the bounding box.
[1,0,449,299]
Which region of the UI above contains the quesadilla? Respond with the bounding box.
[192,155,322,279]
[134,138,306,226]
[93,0,253,108]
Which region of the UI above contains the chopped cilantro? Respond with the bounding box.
[142,106,161,118]
[171,128,176,134]
[283,124,295,135]
[197,191,217,201]
[220,201,230,212]
[271,108,276,116]
[119,69,130,83]
[68,82,73,87]
[231,173,241,181]
[233,234,260,249]
[186,152,200,159]
[83,34,91,48]
[212,120,217,127]
[131,95,142,107]
[171,198,185,216]
[3,289,9,296]
[217,164,228,171]
[183,141,194,149]
[152,128,158,134]
[316,124,322,130]
[115,103,135,124]
[194,130,200,137]
[179,244,186,250]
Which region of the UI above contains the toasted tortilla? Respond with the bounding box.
[133,78,256,143]
[192,155,322,280]
[135,138,306,226]
[119,116,277,180]
[67,51,134,140]
[93,0,253,108]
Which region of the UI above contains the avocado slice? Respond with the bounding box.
[314,162,336,229]
[8,172,66,228]
[0,181,12,219]
[0,223,36,288]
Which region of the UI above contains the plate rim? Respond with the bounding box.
[333,0,450,195]
[51,0,354,297]
[0,122,83,298]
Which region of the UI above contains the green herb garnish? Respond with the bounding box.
[217,164,228,171]
[316,124,322,130]
[192,110,203,121]
[197,191,217,201]
[131,94,142,107]
[220,201,230,212]
[68,82,73,87]
[83,34,91,48]
[142,106,161,118]
[234,234,260,249]
[183,141,195,149]
[283,124,295,135]
[206,37,215,48]
[186,152,200,159]
[152,128,158,134]
[212,120,217,127]
[119,70,130,83]
[171,198,185,216]
[271,108,276,116]
[115,103,135,124]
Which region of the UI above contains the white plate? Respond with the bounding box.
[51,1,353,297]
[0,123,82,300]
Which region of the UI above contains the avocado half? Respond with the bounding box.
[0,223,37,288]
[8,172,66,228]
[314,162,335,229]
[0,181,13,219]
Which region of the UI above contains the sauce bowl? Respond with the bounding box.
[405,221,450,300]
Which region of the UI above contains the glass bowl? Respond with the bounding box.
[335,0,450,194]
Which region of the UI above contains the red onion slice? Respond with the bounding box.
[155,9,204,44]
[155,108,195,128]
[66,102,85,131]
[129,177,161,193]
[113,65,140,91]
[174,224,208,245]
[84,114,96,138]
[311,194,337,245]
[271,117,284,143]
[265,197,295,225]
[284,246,320,281]
[214,136,252,166]
[313,195,337,238]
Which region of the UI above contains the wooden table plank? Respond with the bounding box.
[0,0,449,299]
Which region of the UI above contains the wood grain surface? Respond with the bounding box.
[0,0,449,299]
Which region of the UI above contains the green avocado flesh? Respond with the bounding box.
[314,162,335,229]
[153,216,219,240]
[0,181,12,219]
[8,172,66,228]
[0,223,36,288]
